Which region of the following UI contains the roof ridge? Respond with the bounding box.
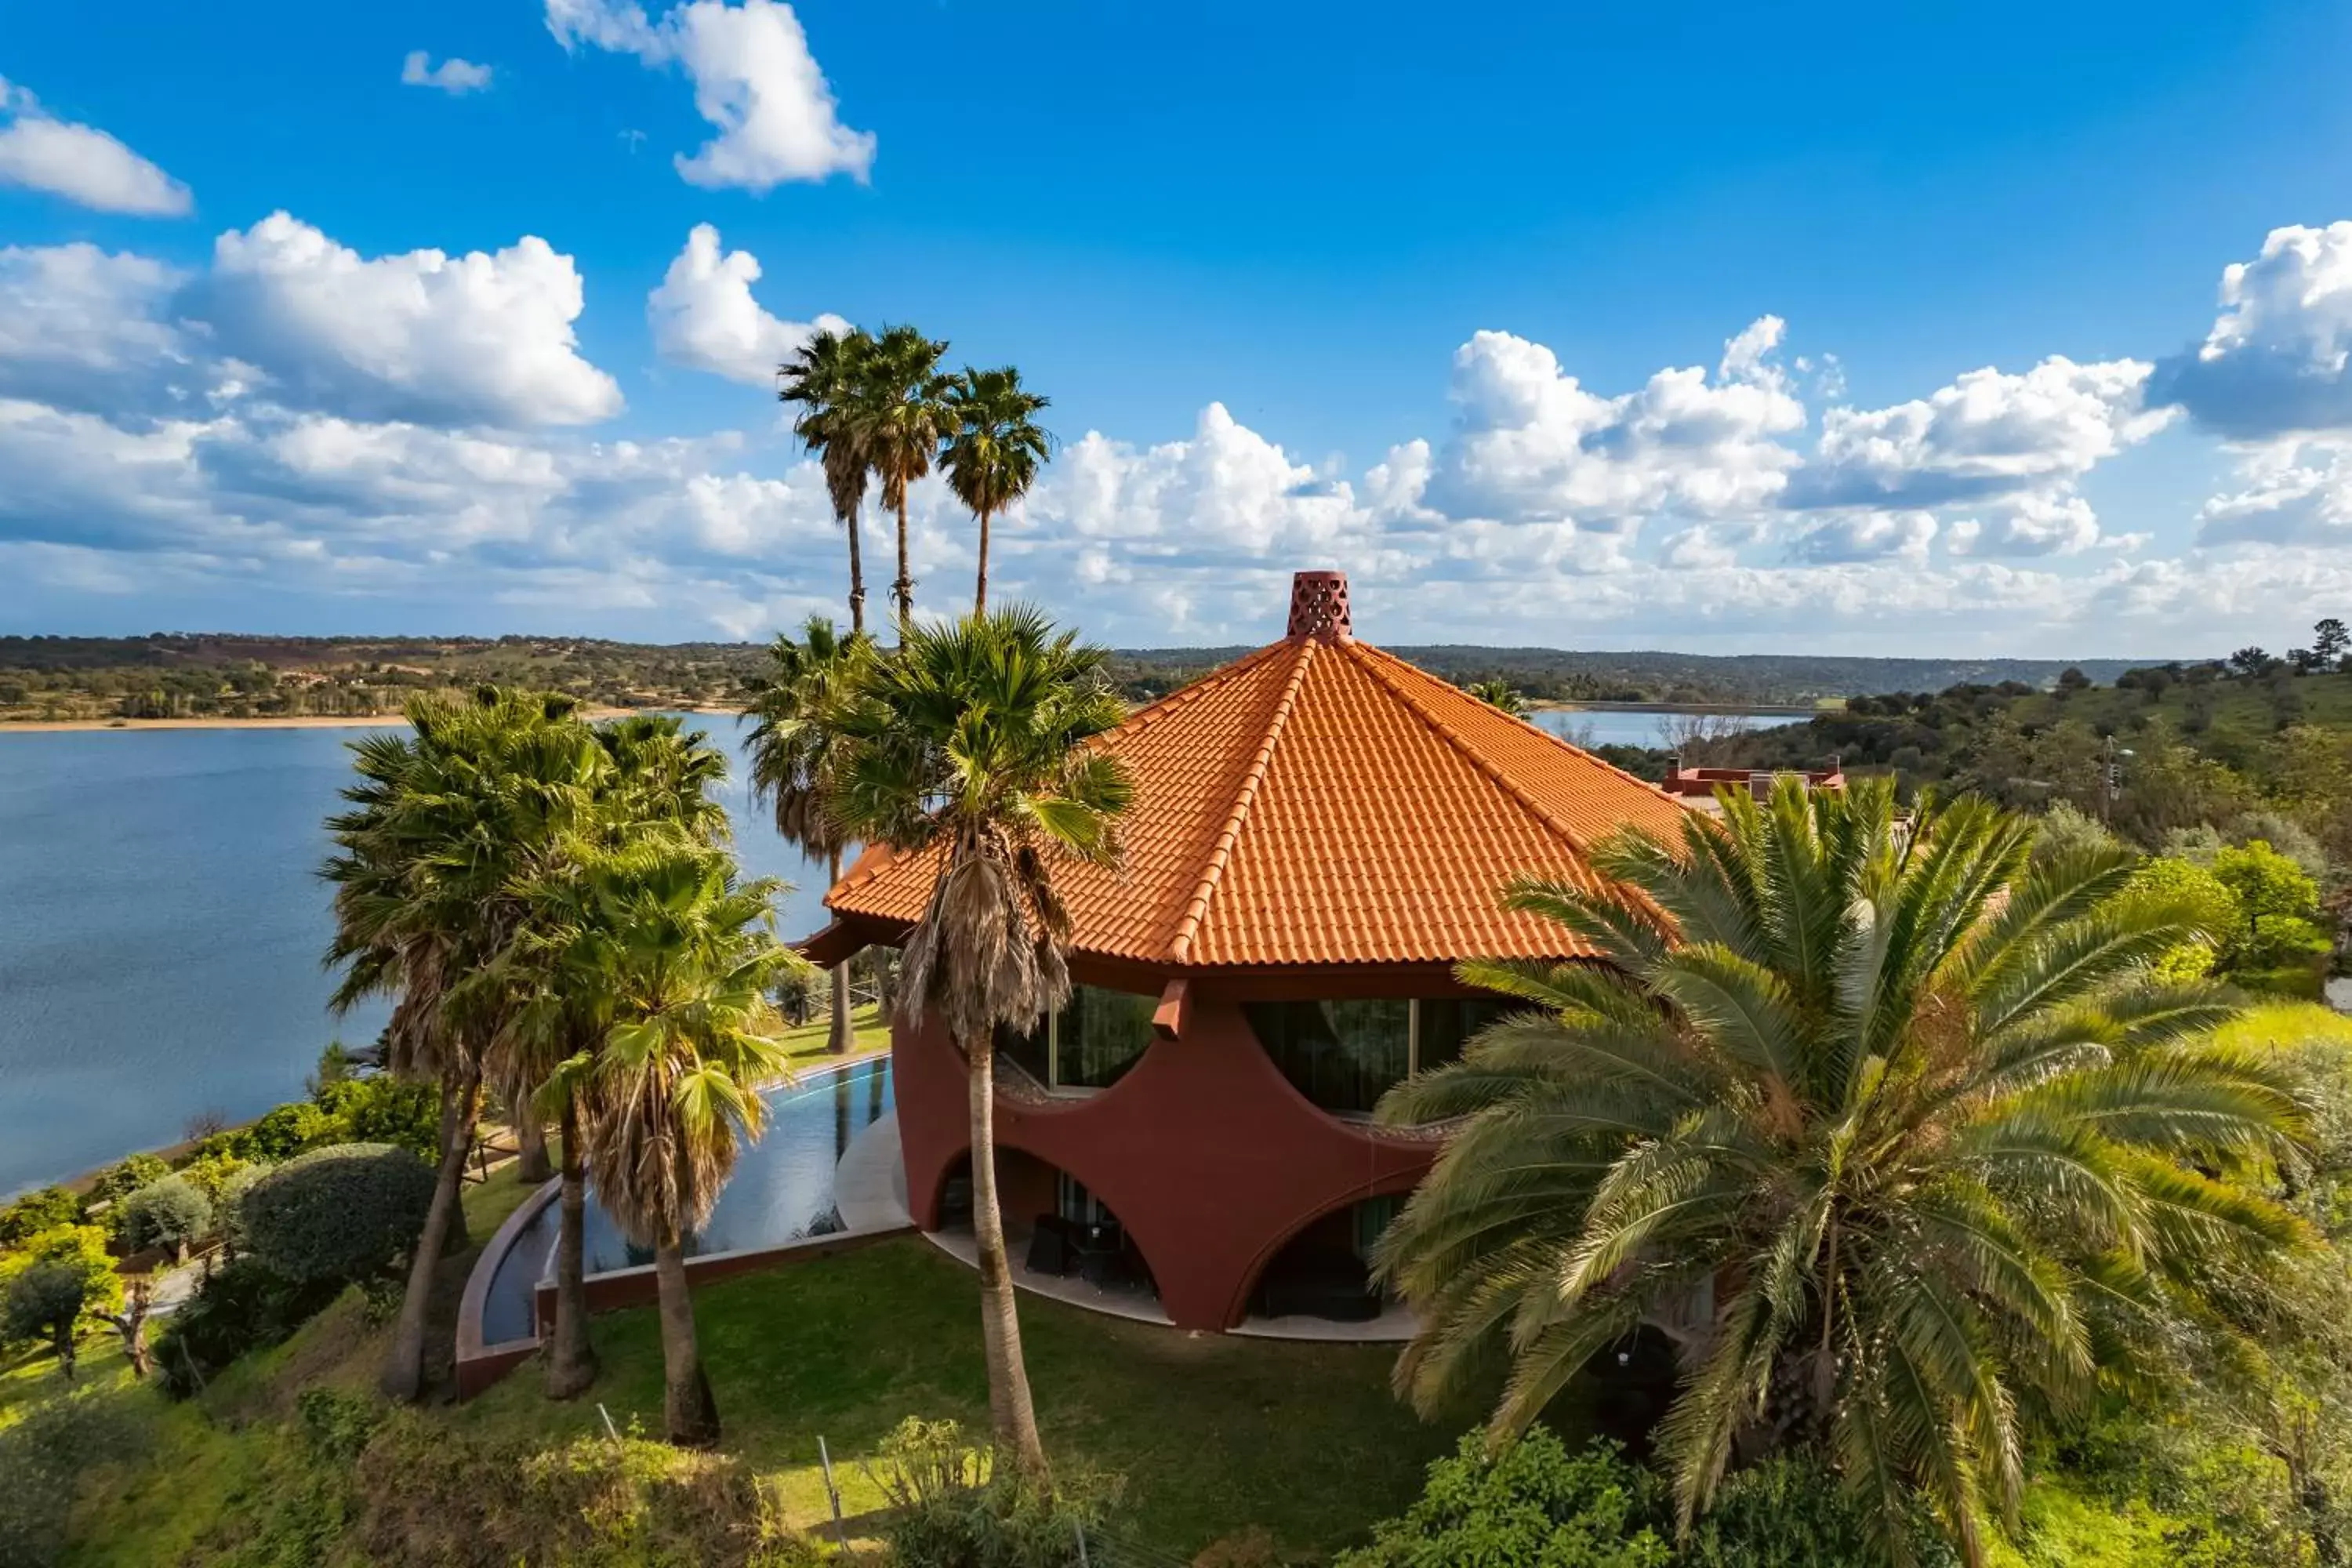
[1344,642,1598,857]
[1166,636,1318,964]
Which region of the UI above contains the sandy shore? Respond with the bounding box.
[0,704,688,735]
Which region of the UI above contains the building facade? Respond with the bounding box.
[806,572,1693,1331]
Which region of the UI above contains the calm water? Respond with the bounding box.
[1528,707,1804,749]
[480,1057,895,1344]
[0,720,829,1198]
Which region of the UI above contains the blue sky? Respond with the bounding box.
[5,0,2352,654]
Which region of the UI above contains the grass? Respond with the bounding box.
[456,1238,1464,1555]
[15,1214,1468,1563]
[777,1002,892,1068]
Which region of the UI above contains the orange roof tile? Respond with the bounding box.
[825,572,1691,969]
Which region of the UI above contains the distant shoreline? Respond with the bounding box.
[0,705,726,735]
[1526,699,1825,717]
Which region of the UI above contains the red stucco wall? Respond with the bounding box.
[892,987,1437,1330]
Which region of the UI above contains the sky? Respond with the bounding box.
[6,1,2352,655]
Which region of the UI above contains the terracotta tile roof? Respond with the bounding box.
[825,575,1691,969]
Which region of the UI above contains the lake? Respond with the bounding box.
[1526,707,1806,749]
[0,704,1803,1197]
[0,720,829,1199]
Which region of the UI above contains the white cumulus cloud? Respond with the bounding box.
[1420,318,1806,533]
[0,77,191,216]
[648,223,849,384]
[183,212,622,428]
[2154,223,2352,439]
[401,52,495,94]
[0,244,187,415]
[546,0,874,190]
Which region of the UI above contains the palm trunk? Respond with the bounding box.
[654,1228,720,1446]
[827,846,856,1054]
[844,506,866,636]
[382,1066,478,1403]
[974,504,992,615]
[966,1030,1050,1481]
[516,1099,554,1185]
[893,491,914,635]
[545,1094,597,1399]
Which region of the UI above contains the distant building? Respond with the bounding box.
[808,572,1693,1332]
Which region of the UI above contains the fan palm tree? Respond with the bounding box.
[848,324,953,633]
[1467,677,1528,717]
[828,607,1135,1479]
[942,366,1051,615]
[744,616,876,1055]
[492,714,734,1399]
[1374,779,2309,1566]
[322,688,593,1402]
[568,840,799,1446]
[781,327,877,635]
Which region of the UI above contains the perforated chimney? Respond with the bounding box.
[1286,570,1352,642]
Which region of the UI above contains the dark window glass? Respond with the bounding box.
[1058,985,1156,1090]
[1352,1195,1403,1261]
[1245,1000,1412,1114]
[997,1017,1051,1087]
[1414,997,1526,1073]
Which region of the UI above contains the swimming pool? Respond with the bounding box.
[480,1056,895,1344]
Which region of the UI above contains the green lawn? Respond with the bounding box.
[456,1238,1468,1555]
[17,1208,1473,1563]
[777,1001,893,1068]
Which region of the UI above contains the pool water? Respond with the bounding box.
[481,1057,894,1344]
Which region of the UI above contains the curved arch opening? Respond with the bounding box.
[1243,1194,1403,1327]
[931,1149,1165,1319]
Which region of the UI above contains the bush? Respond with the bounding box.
[310,1073,441,1160]
[87,1152,169,1208]
[1336,1429,1671,1568]
[1681,1457,1922,1568]
[153,1256,343,1397]
[0,1186,79,1247]
[0,1385,144,1568]
[872,1417,1110,1568]
[112,1174,212,1257]
[239,1100,346,1163]
[240,1142,435,1285]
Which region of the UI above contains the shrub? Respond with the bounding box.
[872,1417,1110,1568]
[240,1142,434,1285]
[0,1186,79,1247]
[153,1256,343,1397]
[1336,1429,1671,1568]
[310,1073,441,1160]
[112,1174,212,1258]
[87,1152,169,1207]
[239,1100,346,1162]
[1681,1457,1924,1568]
[0,1385,144,1568]
[2123,857,2241,983]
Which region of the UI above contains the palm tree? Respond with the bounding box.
[781,327,877,635]
[323,688,592,1402]
[492,714,733,1400]
[1374,779,2308,1566]
[829,608,1135,1479]
[744,616,876,1055]
[848,324,953,633]
[942,367,1051,615]
[569,840,799,1445]
[1467,677,1528,717]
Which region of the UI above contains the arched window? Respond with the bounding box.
[997,984,1156,1092]
[1244,996,1524,1115]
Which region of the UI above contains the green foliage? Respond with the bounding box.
[2213,839,2321,944]
[238,1101,347,1163]
[153,1256,346,1398]
[871,1418,1110,1568]
[112,1174,212,1255]
[1376,780,2303,1563]
[0,1385,145,1568]
[0,1187,79,1248]
[2122,857,2238,982]
[307,1074,441,1159]
[240,1142,435,1286]
[2,1228,118,1374]
[2033,801,2122,863]
[1335,1429,1671,1568]
[88,1152,169,1207]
